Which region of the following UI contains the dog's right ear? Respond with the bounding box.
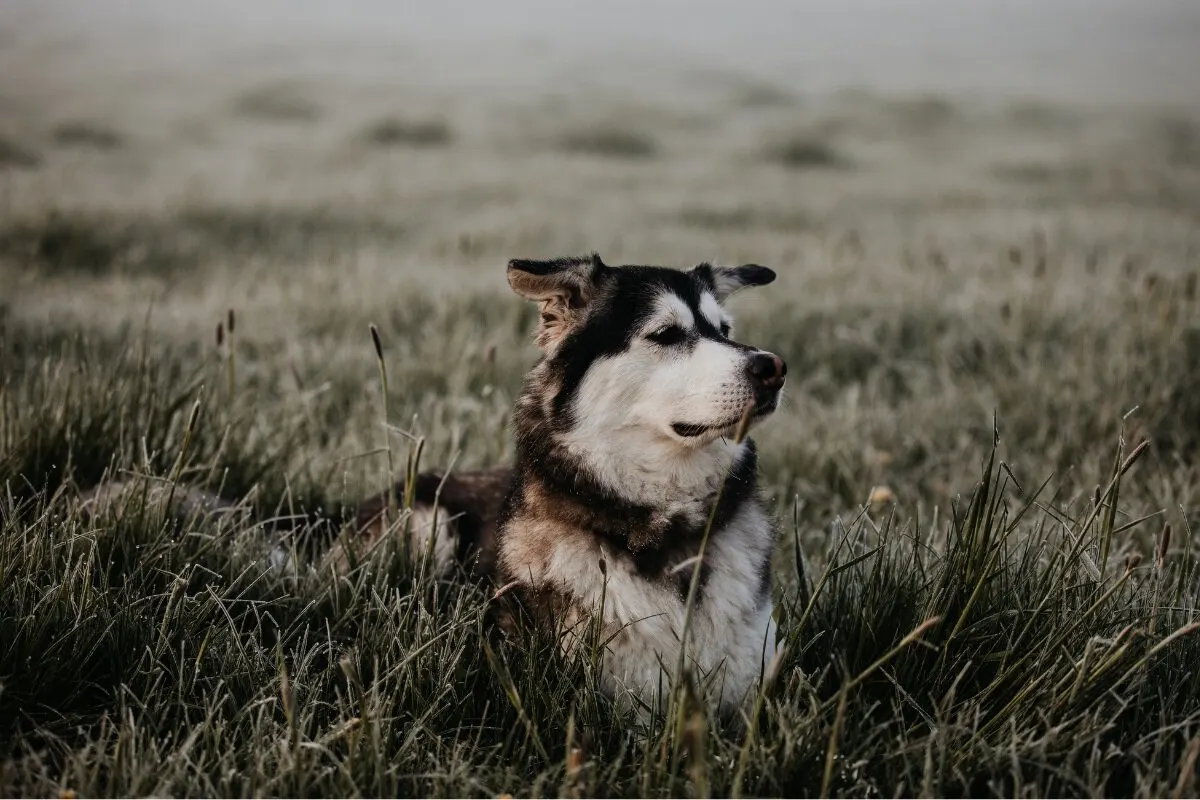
[508,254,606,352]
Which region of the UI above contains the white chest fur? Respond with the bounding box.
[532,502,778,716]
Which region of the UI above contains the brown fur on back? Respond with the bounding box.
[350,466,511,577]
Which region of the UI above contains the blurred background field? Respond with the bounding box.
[2,1,1199,796]
[3,0,1197,514]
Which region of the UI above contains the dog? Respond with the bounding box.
[486,253,787,717]
[361,254,787,716]
[79,253,788,719]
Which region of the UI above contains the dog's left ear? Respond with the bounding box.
[693,263,776,301]
[508,253,607,352]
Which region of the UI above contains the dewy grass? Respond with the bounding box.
[2,326,1197,797]
[2,273,1199,797]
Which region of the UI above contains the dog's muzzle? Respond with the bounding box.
[670,351,787,439]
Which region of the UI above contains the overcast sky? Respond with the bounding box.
[8,0,1200,105]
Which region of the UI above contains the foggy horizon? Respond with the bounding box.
[8,0,1200,106]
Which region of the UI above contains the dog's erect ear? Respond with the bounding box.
[693,263,776,301]
[507,253,607,352]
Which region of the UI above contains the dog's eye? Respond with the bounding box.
[719,322,731,337]
[647,325,687,346]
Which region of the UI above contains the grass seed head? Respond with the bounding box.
[869,485,897,508]
[369,323,384,360]
[1156,523,1172,570]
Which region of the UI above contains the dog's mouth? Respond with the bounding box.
[671,400,778,439]
[671,422,720,438]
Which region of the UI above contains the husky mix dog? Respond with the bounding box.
[82,254,789,718]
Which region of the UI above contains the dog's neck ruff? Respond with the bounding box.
[512,395,759,555]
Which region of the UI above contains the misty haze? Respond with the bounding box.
[2,1,1199,797]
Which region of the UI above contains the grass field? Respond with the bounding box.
[3,2,1200,796]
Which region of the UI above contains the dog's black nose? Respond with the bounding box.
[747,352,786,389]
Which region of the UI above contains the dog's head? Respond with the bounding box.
[508,254,786,470]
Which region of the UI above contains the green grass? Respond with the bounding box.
[50,121,125,151]
[0,208,407,276]
[556,126,660,159]
[676,205,817,233]
[762,134,849,170]
[361,117,454,149]
[0,134,41,169]
[1,270,1198,796]
[231,84,322,123]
